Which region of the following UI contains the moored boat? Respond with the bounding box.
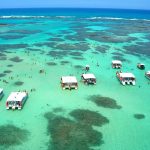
[137,63,145,70]
[145,71,150,80]
[0,88,4,100]
[116,71,136,85]
[6,92,28,110]
[61,76,78,90]
[112,60,122,69]
[81,73,96,85]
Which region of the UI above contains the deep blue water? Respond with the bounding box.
[0,8,150,19]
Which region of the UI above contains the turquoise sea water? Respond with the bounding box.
[0,8,150,150]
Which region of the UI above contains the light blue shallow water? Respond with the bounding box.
[0,8,150,150]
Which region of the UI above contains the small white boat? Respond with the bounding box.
[0,88,4,100]
[112,60,122,69]
[116,71,136,85]
[6,92,28,110]
[61,76,78,90]
[85,65,90,71]
[81,73,96,84]
[145,71,150,80]
[137,63,145,70]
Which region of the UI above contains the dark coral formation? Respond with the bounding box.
[74,65,83,69]
[46,62,57,66]
[0,124,29,147]
[34,42,57,48]
[14,81,24,86]
[44,110,106,150]
[0,35,26,40]
[7,29,42,35]
[0,73,7,78]
[88,95,122,109]
[48,37,64,42]
[3,70,12,74]
[53,107,64,113]
[0,57,7,60]
[60,61,70,65]
[47,50,68,58]
[7,64,13,67]
[0,44,28,51]
[72,56,85,60]
[124,42,150,57]
[70,109,109,126]
[55,42,89,51]
[112,55,127,62]
[95,45,110,53]
[9,56,23,62]
[134,114,145,119]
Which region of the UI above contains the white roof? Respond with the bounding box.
[112,60,122,64]
[0,88,3,93]
[85,65,90,67]
[7,92,27,102]
[146,71,150,74]
[61,76,77,83]
[82,73,96,79]
[119,73,135,78]
[138,63,145,65]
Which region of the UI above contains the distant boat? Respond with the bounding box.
[81,73,96,85]
[145,71,150,80]
[137,63,145,70]
[112,60,122,69]
[61,76,78,90]
[0,88,4,100]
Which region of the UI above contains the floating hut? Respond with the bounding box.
[0,88,4,99]
[116,72,136,85]
[137,63,145,70]
[145,71,150,80]
[81,73,96,84]
[6,92,28,110]
[112,60,122,69]
[61,76,78,90]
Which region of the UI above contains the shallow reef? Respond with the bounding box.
[124,42,150,57]
[3,70,12,74]
[9,56,23,62]
[55,42,89,51]
[34,42,57,48]
[0,57,7,60]
[47,50,69,58]
[0,52,7,57]
[0,34,26,40]
[88,95,122,109]
[48,37,64,42]
[0,124,29,147]
[44,108,108,150]
[0,44,28,51]
[74,65,83,69]
[112,55,127,62]
[134,114,145,119]
[72,56,85,60]
[53,107,64,113]
[70,109,109,126]
[95,45,109,53]
[7,64,13,67]
[46,62,57,66]
[60,60,70,65]
[14,81,24,86]
[7,29,42,35]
